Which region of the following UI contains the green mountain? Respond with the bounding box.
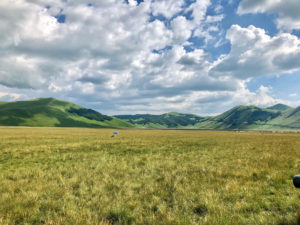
[1,99,299,130]
[264,106,300,129]
[115,112,207,128]
[116,104,300,130]
[0,98,133,128]
[193,106,282,130]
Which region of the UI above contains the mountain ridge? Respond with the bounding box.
[266,104,292,111]
[115,104,300,130]
[0,98,299,130]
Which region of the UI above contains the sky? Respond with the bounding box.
[1,0,300,115]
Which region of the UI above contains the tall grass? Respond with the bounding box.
[0,128,299,224]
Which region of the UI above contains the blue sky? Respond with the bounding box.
[0,0,300,115]
[247,71,300,100]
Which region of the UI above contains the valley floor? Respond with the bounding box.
[0,128,299,224]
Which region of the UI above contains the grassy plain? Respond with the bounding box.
[0,128,299,225]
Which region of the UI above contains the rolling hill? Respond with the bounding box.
[193,105,282,130]
[116,104,300,130]
[0,98,299,130]
[0,98,133,128]
[115,112,207,128]
[264,106,300,129]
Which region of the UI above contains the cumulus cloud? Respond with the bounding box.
[211,25,300,79]
[0,0,297,115]
[115,84,280,116]
[0,0,169,90]
[186,0,211,25]
[151,0,185,19]
[171,16,192,44]
[238,0,300,31]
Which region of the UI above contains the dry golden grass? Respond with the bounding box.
[0,127,299,224]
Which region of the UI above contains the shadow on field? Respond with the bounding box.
[105,210,135,225]
[277,214,300,225]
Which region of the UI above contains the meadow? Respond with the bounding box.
[0,128,299,225]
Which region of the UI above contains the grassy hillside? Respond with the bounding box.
[265,106,300,130]
[115,112,207,128]
[0,98,133,128]
[194,106,282,130]
[0,128,299,224]
[1,98,299,130]
[117,104,300,130]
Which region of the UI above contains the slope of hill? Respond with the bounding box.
[193,106,283,130]
[266,104,292,111]
[0,98,133,128]
[115,112,207,128]
[116,104,300,130]
[264,106,300,129]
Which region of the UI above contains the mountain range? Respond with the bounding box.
[116,104,300,130]
[0,98,299,130]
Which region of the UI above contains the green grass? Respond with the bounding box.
[0,128,299,224]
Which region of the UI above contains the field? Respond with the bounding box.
[0,128,299,225]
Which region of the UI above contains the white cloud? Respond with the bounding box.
[171,16,192,44]
[151,0,185,19]
[186,0,211,26]
[238,0,300,31]
[0,55,49,89]
[0,0,171,90]
[237,85,277,107]
[113,84,281,116]
[0,0,297,115]
[0,92,23,101]
[211,25,300,79]
[185,0,223,44]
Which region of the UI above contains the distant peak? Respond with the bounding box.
[230,105,258,111]
[267,104,292,111]
[33,97,56,101]
[165,112,180,115]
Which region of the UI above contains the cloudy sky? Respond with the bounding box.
[1,0,300,115]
